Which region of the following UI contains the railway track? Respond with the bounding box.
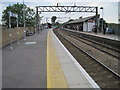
[62,29,120,60]
[53,28,120,88]
[63,29,120,52]
[59,29,120,75]
[59,29,120,76]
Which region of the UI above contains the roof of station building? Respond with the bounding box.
[66,15,99,25]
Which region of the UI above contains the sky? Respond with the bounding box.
[0,0,120,24]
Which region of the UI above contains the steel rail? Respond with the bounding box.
[58,30,120,78]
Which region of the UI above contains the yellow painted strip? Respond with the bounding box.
[47,31,52,88]
[47,30,68,88]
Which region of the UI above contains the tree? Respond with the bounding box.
[79,16,82,19]
[67,19,74,23]
[51,16,57,24]
[2,3,35,28]
[55,22,60,26]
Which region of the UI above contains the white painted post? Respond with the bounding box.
[9,12,13,50]
[16,15,19,45]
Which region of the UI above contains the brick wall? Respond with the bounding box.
[0,27,34,48]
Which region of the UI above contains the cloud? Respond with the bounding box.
[0,3,6,17]
[0,3,5,24]
[2,0,120,3]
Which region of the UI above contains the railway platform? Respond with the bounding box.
[2,29,48,88]
[81,31,119,41]
[47,29,100,88]
[2,28,100,89]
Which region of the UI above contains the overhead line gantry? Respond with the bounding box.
[36,5,98,32]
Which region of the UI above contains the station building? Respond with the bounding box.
[64,15,99,32]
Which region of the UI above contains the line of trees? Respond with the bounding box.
[51,16,61,26]
[2,3,35,28]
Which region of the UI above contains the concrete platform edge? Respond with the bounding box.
[52,29,100,89]
[47,30,68,88]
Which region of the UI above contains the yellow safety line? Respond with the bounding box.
[47,31,52,88]
[47,30,68,88]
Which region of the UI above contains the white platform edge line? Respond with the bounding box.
[51,30,100,89]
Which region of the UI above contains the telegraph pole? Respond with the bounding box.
[36,6,39,32]
[23,0,26,40]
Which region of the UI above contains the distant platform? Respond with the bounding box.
[82,31,119,41]
[64,28,119,41]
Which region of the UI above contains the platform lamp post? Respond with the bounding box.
[95,7,98,34]
[100,7,104,34]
